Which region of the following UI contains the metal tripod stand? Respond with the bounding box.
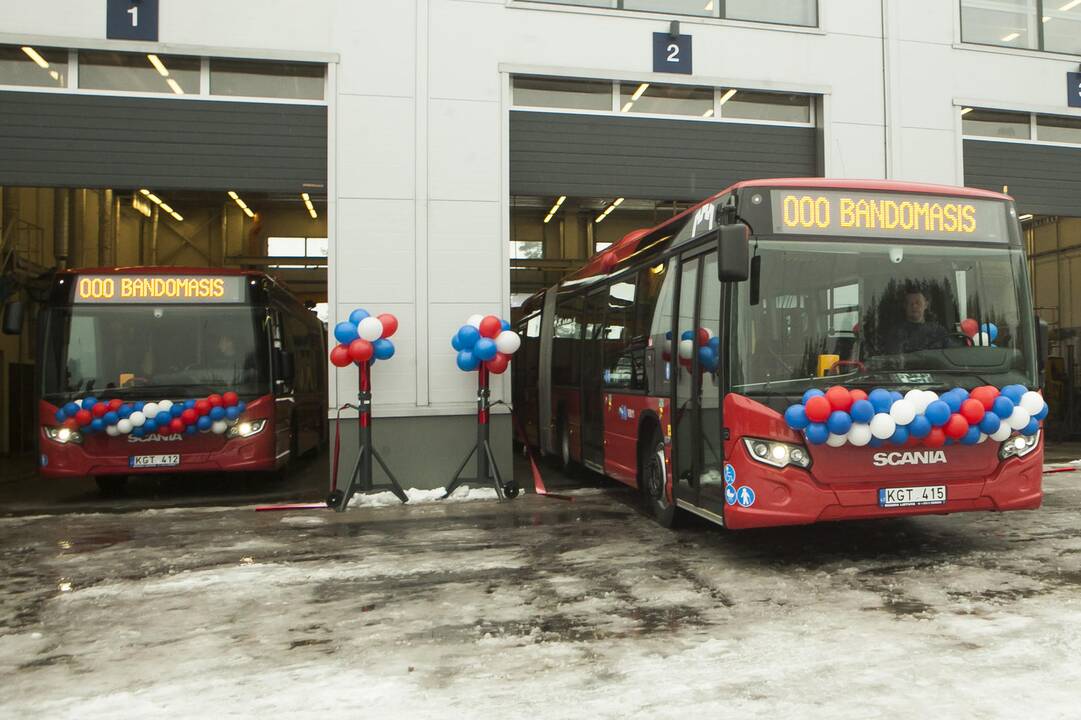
[443,365,519,500]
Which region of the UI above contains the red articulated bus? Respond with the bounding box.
[513,179,1047,529]
[29,267,326,493]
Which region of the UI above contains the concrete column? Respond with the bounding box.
[150,205,160,264]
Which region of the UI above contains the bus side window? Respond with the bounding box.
[602,278,639,389]
[648,258,678,394]
[552,294,583,387]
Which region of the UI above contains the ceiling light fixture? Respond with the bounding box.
[594,198,624,223]
[702,108,714,118]
[960,107,973,115]
[621,101,634,113]
[138,188,184,222]
[166,78,184,95]
[631,83,650,101]
[1019,213,1034,220]
[301,192,317,219]
[20,46,49,69]
[1001,31,1021,42]
[147,54,169,77]
[228,191,255,218]
[1060,0,1081,11]
[719,88,738,106]
[543,195,567,224]
[704,0,714,10]
[171,212,184,222]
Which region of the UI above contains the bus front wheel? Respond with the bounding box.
[640,431,677,528]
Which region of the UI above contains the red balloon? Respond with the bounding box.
[108,399,123,411]
[195,399,211,415]
[75,409,92,426]
[348,338,373,363]
[222,391,239,407]
[169,418,185,434]
[960,318,979,337]
[92,402,108,418]
[960,398,985,424]
[696,327,711,345]
[330,344,352,368]
[208,394,223,408]
[479,315,502,339]
[805,396,831,423]
[970,385,999,411]
[181,408,198,425]
[924,427,946,447]
[944,413,969,439]
[849,389,868,403]
[486,353,510,374]
[378,313,398,339]
[62,417,80,430]
[825,386,853,412]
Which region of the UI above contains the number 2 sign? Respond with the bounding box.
[107,0,159,41]
[653,32,692,75]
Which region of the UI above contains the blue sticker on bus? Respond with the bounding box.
[723,463,736,485]
[736,486,756,508]
[724,484,737,505]
[40,454,48,467]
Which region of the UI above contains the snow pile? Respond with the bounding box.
[348,484,499,508]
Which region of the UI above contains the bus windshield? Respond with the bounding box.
[729,238,1037,396]
[42,305,271,401]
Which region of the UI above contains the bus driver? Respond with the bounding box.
[883,287,952,354]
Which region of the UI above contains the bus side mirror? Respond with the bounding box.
[1036,315,1049,386]
[2,300,24,335]
[717,224,749,282]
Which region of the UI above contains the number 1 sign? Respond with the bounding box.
[653,32,692,75]
[107,0,159,41]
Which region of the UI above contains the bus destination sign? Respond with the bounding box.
[769,190,1009,242]
[73,275,246,303]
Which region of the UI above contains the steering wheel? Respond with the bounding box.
[829,359,866,375]
[121,376,150,388]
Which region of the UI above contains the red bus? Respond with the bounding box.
[17,267,326,493]
[513,179,1047,529]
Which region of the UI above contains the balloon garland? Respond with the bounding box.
[960,318,999,346]
[53,393,247,437]
[330,308,398,367]
[451,314,520,374]
[784,385,1047,448]
[662,328,720,373]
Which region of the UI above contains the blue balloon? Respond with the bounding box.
[132,427,146,438]
[981,322,999,341]
[171,404,184,417]
[925,400,950,426]
[185,424,197,435]
[805,423,829,445]
[225,406,241,421]
[868,389,893,414]
[90,419,104,433]
[890,426,909,446]
[451,333,463,351]
[373,338,395,360]
[55,409,67,422]
[665,330,672,340]
[334,321,359,344]
[1033,403,1049,421]
[133,401,145,412]
[708,336,720,351]
[942,392,962,413]
[474,337,497,361]
[348,308,370,325]
[992,395,1015,419]
[681,330,695,341]
[698,346,715,368]
[118,404,133,419]
[826,410,852,436]
[850,399,875,424]
[953,387,970,400]
[155,411,171,426]
[456,350,480,372]
[869,438,884,448]
[103,411,119,426]
[1021,418,1040,436]
[197,416,213,431]
[1001,385,1026,403]
[979,413,1002,435]
[960,425,981,445]
[501,319,512,331]
[144,420,158,433]
[237,401,247,413]
[184,399,196,410]
[908,415,932,439]
[457,325,480,351]
[64,402,79,416]
[83,396,98,409]
[890,391,903,404]
[784,404,809,430]
[210,406,225,421]
[802,388,825,404]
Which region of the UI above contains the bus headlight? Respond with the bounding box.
[999,430,1040,460]
[227,419,267,439]
[743,437,811,469]
[43,426,83,445]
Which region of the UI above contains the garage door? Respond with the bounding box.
[510,111,818,201]
[0,91,326,193]
[964,139,1081,217]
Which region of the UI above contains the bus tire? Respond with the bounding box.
[95,475,127,496]
[640,430,677,528]
[557,415,572,470]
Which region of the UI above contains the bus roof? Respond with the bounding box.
[564,178,1012,282]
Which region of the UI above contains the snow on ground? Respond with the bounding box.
[349,484,499,508]
[1,473,1081,719]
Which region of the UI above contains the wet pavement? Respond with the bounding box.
[1,462,1081,718]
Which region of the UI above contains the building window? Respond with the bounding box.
[962,108,1031,139]
[210,59,324,100]
[267,236,327,268]
[512,76,612,111]
[0,45,67,87]
[1036,114,1081,144]
[525,0,818,26]
[619,82,712,116]
[722,90,812,123]
[79,51,200,94]
[961,0,1081,55]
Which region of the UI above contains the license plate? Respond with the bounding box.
[879,485,946,508]
[129,454,180,468]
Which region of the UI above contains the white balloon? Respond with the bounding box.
[1007,406,1031,430]
[143,402,159,419]
[978,432,988,444]
[889,399,916,426]
[990,422,1013,442]
[117,419,133,434]
[467,314,484,329]
[826,433,847,447]
[1019,391,1044,416]
[678,339,694,360]
[495,330,521,355]
[869,413,897,440]
[106,425,120,437]
[129,411,146,427]
[212,420,228,434]
[848,423,872,446]
[921,391,939,410]
[158,399,173,412]
[904,389,924,406]
[974,332,991,346]
[358,316,384,342]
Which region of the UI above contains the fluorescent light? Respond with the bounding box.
[49,69,59,81]
[612,197,624,207]
[171,211,184,221]
[147,54,169,77]
[544,195,566,224]
[1001,32,1020,42]
[242,206,254,219]
[960,107,973,115]
[1060,0,1081,11]
[140,189,150,195]
[308,207,317,219]
[621,101,634,113]
[159,203,173,213]
[1043,15,1051,21]
[301,192,310,201]
[1019,214,1034,220]
[704,0,714,9]
[227,191,239,200]
[702,108,714,117]
[147,193,161,204]
[719,88,738,106]
[631,83,649,101]
[166,78,184,95]
[21,46,49,69]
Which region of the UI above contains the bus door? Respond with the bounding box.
[672,253,702,505]
[269,309,294,464]
[580,286,607,471]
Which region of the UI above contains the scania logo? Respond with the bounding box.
[128,433,182,443]
[873,450,947,467]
